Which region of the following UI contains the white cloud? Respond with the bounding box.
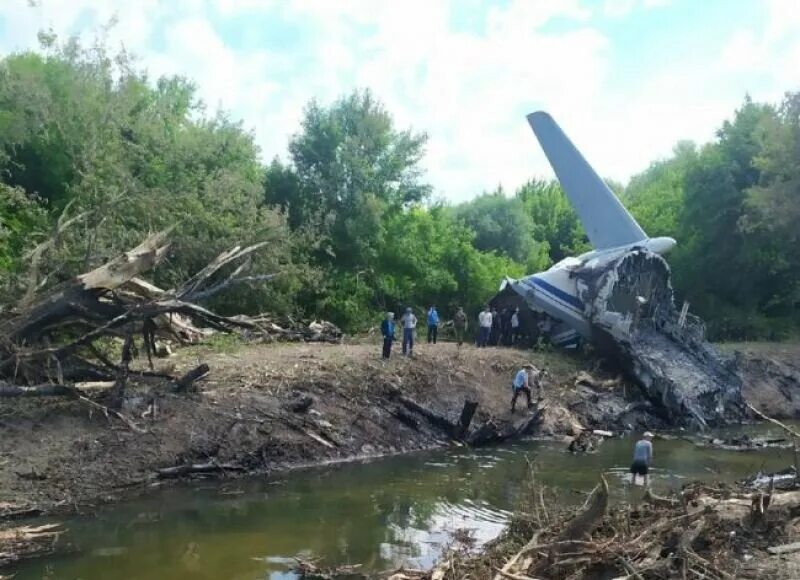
[602,0,670,18]
[0,0,795,202]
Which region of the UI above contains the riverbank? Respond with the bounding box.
[0,341,598,518]
[3,339,798,519]
[2,339,800,571]
[416,476,800,579]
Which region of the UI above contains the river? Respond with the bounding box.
[13,425,794,580]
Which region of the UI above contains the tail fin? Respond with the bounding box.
[527,111,647,250]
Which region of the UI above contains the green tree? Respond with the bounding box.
[267,90,430,271]
[0,36,300,315]
[516,179,589,263]
[451,188,539,263]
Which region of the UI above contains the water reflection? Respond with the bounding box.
[14,425,795,580]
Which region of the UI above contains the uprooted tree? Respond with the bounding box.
[0,230,275,406]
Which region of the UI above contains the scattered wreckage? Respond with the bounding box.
[495,112,744,429]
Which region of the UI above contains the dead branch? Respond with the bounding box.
[745,401,800,439]
[175,363,210,392]
[1,228,281,395]
[156,462,246,479]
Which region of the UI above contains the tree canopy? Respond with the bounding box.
[2,34,799,339]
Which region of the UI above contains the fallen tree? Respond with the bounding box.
[0,231,271,395]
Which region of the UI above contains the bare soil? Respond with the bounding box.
[725,342,800,418]
[3,339,800,571]
[0,341,594,519]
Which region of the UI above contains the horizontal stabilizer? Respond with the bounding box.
[527,112,647,250]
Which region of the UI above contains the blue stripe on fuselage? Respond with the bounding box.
[530,276,584,312]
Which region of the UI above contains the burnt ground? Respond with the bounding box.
[0,340,597,519]
[1,339,800,569]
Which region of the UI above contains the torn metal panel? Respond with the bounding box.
[497,250,742,427]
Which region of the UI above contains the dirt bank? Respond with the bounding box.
[3,340,797,519]
[2,339,799,569]
[0,341,612,519]
[726,342,800,419]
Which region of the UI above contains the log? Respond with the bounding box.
[560,475,609,542]
[468,405,546,447]
[392,408,420,430]
[455,400,479,439]
[0,383,75,397]
[175,363,210,392]
[156,462,246,479]
[396,394,458,435]
[767,542,800,555]
[746,402,800,439]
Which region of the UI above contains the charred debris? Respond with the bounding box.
[498,249,744,429]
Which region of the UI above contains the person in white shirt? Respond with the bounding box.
[400,307,417,356]
[510,307,521,344]
[477,306,492,347]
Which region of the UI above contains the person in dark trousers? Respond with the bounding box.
[400,307,417,356]
[630,432,654,487]
[511,363,536,413]
[427,306,439,344]
[500,307,512,345]
[380,312,395,359]
[490,308,501,345]
[453,306,467,346]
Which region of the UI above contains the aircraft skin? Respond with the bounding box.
[505,112,676,347]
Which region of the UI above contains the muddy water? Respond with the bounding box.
[14,426,795,580]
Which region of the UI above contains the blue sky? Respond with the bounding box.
[1,0,797,202]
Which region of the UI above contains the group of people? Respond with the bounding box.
[477,305,522,347]
[380,305,528,359]
[379,305,477,358]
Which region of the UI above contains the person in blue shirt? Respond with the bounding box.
[511,364,536,413]
[427,306,439,344]
[630,432,654,487]
[380,312,396,359]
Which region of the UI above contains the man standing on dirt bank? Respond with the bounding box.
[630,432,654,487]
[401,307,417,356]
[453,307,467,346]
[477,306,492,347]
[381,312,395,359]
[511,363,536,412]
[427,306,439,344]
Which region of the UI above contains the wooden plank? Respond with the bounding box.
[767,542,800,555]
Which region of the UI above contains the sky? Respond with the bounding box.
[0,0,798,202]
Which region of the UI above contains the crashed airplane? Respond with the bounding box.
[501,112,676,347]
[498,112,742,428]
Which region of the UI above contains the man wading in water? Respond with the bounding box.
[630,431,654,487]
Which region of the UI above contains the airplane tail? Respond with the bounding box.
[527,112,647,251]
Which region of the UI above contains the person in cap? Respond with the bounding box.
[630,432,654,487]
[511,363,537,413]
[380,312,396,359]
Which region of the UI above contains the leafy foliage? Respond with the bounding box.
[2,33,799,338]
